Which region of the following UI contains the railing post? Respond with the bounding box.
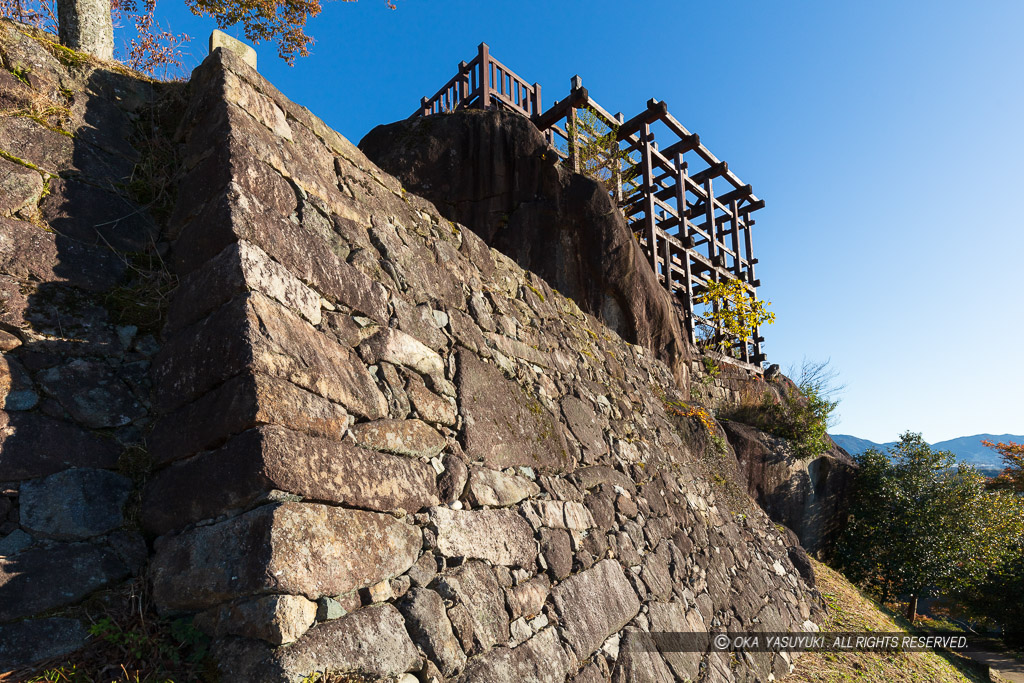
[421,96,430,116]
[478,42,490,110]
[458,60,469,107]
[568,105,580,173]
[533,82,541,118]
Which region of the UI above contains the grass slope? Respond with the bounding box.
[788,560,990,683]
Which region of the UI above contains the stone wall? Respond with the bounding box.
[1,24,824,680]
[138,47,822,681]
[0,19,170,667]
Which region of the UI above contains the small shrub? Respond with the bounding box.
[727,359,841,459]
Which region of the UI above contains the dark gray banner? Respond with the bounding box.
[638,632,980,653]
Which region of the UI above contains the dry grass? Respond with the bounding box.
[788,560,991,683]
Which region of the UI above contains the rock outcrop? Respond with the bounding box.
[1,21,825,681]
[723,421,856,556]
[360,110,692,387]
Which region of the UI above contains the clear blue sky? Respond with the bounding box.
[148,0,1024,443]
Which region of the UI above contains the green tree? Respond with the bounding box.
[949,439,1024,646]
[837,432,1024,623]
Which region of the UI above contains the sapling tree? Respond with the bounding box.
[695,277,775,356]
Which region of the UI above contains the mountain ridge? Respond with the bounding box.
[830,433,1023,469]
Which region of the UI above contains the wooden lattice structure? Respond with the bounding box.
[413,43,767,369]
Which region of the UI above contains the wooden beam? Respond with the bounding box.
[690,161,729,185]
[617,99,668,139]
[533,86,588,130]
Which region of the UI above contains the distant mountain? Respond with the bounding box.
[829,434,893,457]
[829,433,1024,470]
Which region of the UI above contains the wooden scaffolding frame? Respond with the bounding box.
[413,43,767,370]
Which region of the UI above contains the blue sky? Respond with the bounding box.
[146,0,1024,443]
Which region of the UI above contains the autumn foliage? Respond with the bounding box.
[3,0,395,75]
[983,439,1024,492]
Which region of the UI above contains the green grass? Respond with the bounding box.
[788,560,990,683]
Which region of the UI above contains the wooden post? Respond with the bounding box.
[682,250,695,344]
[674,154,690,244]
[457,61,469,106]
[661,227,672,293]
[421,96,430,116]
[478,43,490,109]
[743,210,756,284]
[568,106,580,173]
[613,112,625,205]
[533,82,542,118]
[641,123,657,273]
[704,178,718,268]
[730,199,742,278]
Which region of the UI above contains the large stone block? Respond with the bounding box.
[552,559,641,659]
[274,603,421,680]
[20,468,132,540]
[143,425,438,535]
[194,594,316,645]
[153,292,386,418]
[436,561,509,653]
[0,411,120,481]
[172,177,388,324]
[456,628,574,683]
[37,358,146,429]
[457,352,572,473]
[151,502,421,611]
[466,467,541,507]
[399,587,467,676]
[349,418,446,459]
[0,216,125,292]
[211,603,420,683]
[0,543,128,620]
[167,240,321,334]
[0,618,89,670]
[430,506,537,568]
[149,373,350,465]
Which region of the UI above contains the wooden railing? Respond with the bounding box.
[412,45,767,369]
[413,43,542,119]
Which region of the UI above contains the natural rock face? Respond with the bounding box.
[360,110,692,386]
[723,420,856,555]
[0,32,823,679]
